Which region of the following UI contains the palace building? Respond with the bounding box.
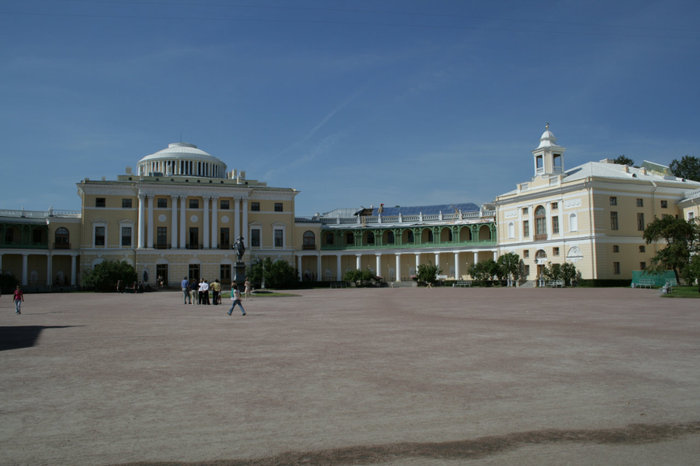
[2,126,699,289]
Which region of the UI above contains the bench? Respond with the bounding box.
[548,280,564,288]
[452,280,472,287]
[634,279,655,288]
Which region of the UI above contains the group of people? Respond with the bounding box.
[180,277,250,315]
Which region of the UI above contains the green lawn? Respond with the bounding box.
[663,286,700,298]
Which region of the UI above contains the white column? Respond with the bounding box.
[434,253,440,268]
[179,196,187,249]
[171,195,178,248]
[356,254,361,270]
[242,199,249,244]
[493,250,498,261]
[317,253,322,281]
[203,196,210,249]
[47,253,52,287]
[375,254,382,277]
[473,251,478,264]
[454,252,460,280]
[70,255,77,286]
[297,255,303,281]
[211,196,218,249]
[395,254,401,282]
[138,194,145,249]
[234,198,241,240]
[22,254,28,286]
[415,253,420,272]
[147,196,154,248]
[336,255,342,281]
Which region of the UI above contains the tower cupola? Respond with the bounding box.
[532,123,565,177]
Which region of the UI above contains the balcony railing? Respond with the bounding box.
[53,242,71,249]
[321,239,496,251]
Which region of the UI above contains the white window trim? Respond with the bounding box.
[250,226,262,248]
[93,223,107,248]
[569,213,578,232]
[120,221,134,247]
[273,225,286,248]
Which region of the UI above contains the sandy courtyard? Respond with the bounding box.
[1,287,699,465]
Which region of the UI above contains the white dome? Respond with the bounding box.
[137,142,227,178]
[537,123,558,149]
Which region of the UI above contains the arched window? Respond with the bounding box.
[303,231,315,250]
[535,205,547,239]
[384,231,395,244]
[403,230,414,243]
[569,213,578,232]
[55,227,70,249]
[365,232,375,245]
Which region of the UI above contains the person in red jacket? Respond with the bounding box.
[13,285,24,315]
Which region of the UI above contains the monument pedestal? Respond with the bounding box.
[234,261,246,284]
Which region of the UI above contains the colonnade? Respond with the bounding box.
[137,194,248,249]
[297,249,498,282]
[0,251,78,287]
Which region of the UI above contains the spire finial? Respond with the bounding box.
[545,122,550,130]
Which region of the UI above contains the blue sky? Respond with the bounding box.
[2,0,699,216]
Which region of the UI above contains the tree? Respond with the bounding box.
[497,252,521,286]
[687,254,700,293]
[469,259,499,285]
[82,260,137,292]
[416,263,441,286]
[643,215,698,284]
[343,268,376,286]
[669,155,700,182]
[560,263,578,286]
[249,258,299,289]
[612,155,635,166]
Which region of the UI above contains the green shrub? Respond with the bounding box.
[82,260,137,292]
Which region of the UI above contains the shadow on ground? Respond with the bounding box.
[119,421,700,465]
[0,326,77,351]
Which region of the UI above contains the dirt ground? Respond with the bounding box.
[1,287,699,465]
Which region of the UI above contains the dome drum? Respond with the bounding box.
[137,142,227,178]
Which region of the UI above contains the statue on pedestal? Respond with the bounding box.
[233,236,246,283]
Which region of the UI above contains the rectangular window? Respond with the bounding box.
[220,228,230,249]
[220,199,230,210]
[156,264,168,287]
[551,202,558,210]
[157,198,168,208]
[157,226,167,248]
[274,202,283,212]
[522,207,529,215]
[636,198,643,207]
[189,227,199,249]
[613,245,619,253]
[613,262,621,275]
[639,245,645,253]
[346,232,354,245]
[274,229,284,247]
[122,198,133,208]
[523,220,530,237]
[689,212,695,221]
[189,199,199,209]
[637,212,645,231]
[610,196,617,206]
[640,262,646,270]
[251,228,261,247]
[220,264,231,283]
[523,249,529,258]
[553,247,560,256]
[524,265,530,277]
[188,264,200,282]
[251,202,260,211]
[661,200,668,208]
[610,211,619,230]
[95,226,105,246]
[552,216,559,234]
[121,226,132,247]
[95,197,106,208]
[325,232,334,245]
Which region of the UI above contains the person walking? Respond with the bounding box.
[227,282,246,316]
[181,276,190,304]
[13,285,24,315]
